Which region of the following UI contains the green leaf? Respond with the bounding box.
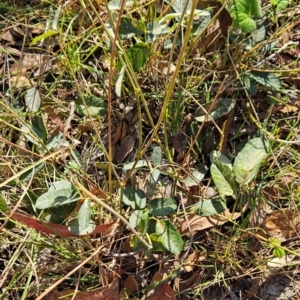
[129,210,144,229]
[126,43,150,72]
[242,74,257,95]
[146,21,170,42]
[148,198,177,216]
[21,125,43,146]
[152,146,162,167]
[275,0,289,11]
[135,189,146,209]
[185,167,207,187]
[119,17,145,39]
[210,161,237,196]
[123,159,148,170]
[122,186,136,209]
[75,95,107,116]
[149,233,168,252]
[0,194,8,213]
[155,220,184,254]
[194,199,227,216]
[195,98,235,122]
[210,151,232,166]
[139,211,150,233]
[249,72,281,90]
[231,0,262,33]
[25,87,41,112]
[149,169,161,185]
[78,199,91,232]
[19,162,45,182]
[32,115,47,143]
[273,247,285,258]
[49,180,73,191]
[30,29,58,46]
[233,138,269,185]
[70,148,82,167]
[35,188,80,209]
[68,219,95,236]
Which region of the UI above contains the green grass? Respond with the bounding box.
[1,0,300,298]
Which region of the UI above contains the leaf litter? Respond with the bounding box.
[1,0,300,299]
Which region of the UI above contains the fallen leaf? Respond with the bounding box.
[10,54,48,75]
[44,278,120,300]
[10,75,32,88]
[260,209,300,242]
[123,275,139,294]
[6,212,113,238]
[146,270,176,300]
[180,209,241,236]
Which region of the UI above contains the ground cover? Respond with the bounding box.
[1,0,300,299]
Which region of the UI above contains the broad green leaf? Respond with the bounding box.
[210,151,232,167]
[30,29,58,46]
[149,233,168,252]
[20,162,45,182]
[251,19,269,43]
[149,169,161,185]
[78,199,91,231]
[135,189,146,209]
[191,10,211,36]
[70,148,82,167]
[185,167,207,187]
[35,188,80,209]
[126,43,150,72]
[21,125,43,146]
[146,21,170,42]
[194,199,227,216]
[129,210,144,228]
[75,95,107,116]
[138,211,150,233]
[210,161,237,196]
[123,159,147,170]
[231,0,262,33]
[155,220,184,254]
[25,87,41,112]
[122,186,136,209]
[148,198,177,216]
[233,138,269,185]
[32,115,47,143]
[152,146,162,167]
[195,98,235,122]
[119,17,145,39]
[49,180,73,191]
[46,133,69,150]
[242,74,257,95]
[249,72,281,90]
[273,0,289,11]
[68,219,95,236]
[0,194,8,213]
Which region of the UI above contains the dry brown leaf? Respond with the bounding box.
[181,209,241,236]
[260,209,300,242]
[44,106,64,135]
[10,75,32,88]
[123,275,139,294]
[44,277,120,300]
[182,251,206,273]
[1,28,19,43]
[176,273,202,292]
[10,54,48,74]
[146,270,176,300]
